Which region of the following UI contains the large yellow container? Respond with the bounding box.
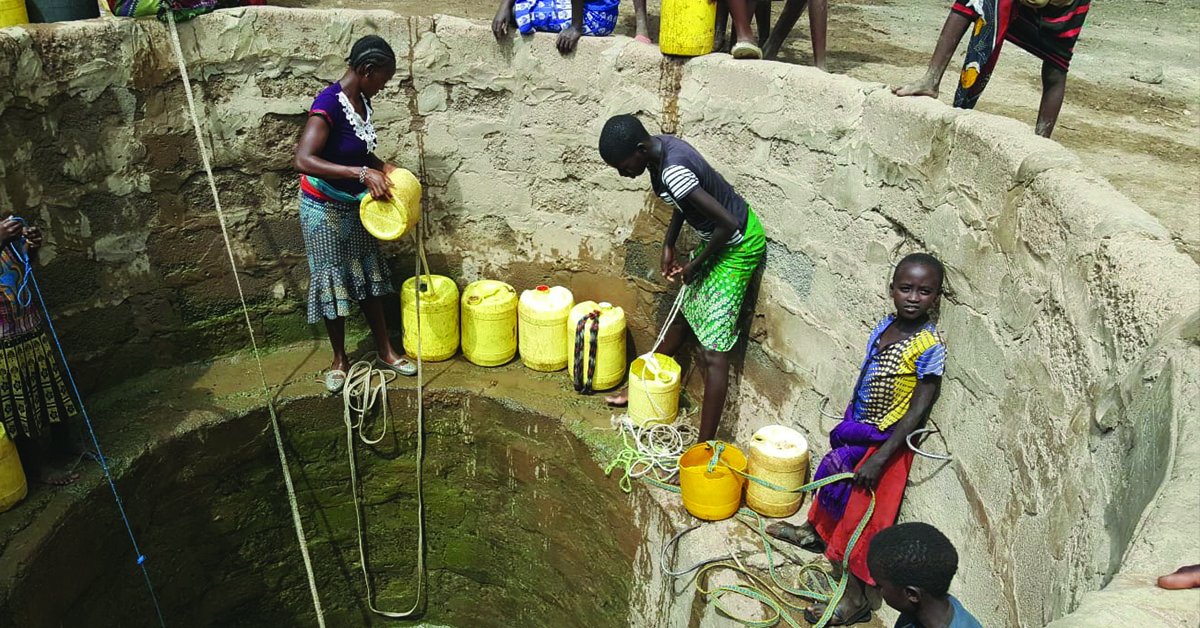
[359,168,422,241]
[401,275,460,362]
[628,353,681,426]
[518,285,574,372]
[0,424,28,514]
[0,0,28,28]
[461,280,518,367]
[566,301,627,392]
[745,425,810,518]
[679,442,747,521]
[659,0,717,57]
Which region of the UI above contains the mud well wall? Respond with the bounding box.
[0,8,1197,627]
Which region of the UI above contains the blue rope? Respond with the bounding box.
[4,218,33,309]
[6,221,167,627]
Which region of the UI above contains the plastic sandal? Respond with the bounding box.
[803,601,871,626]
[325,369,347,393]
[731,41,763,59]
[765,521,827,553]
[377,357,417,377]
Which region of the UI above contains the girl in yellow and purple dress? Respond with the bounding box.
[768,253,948,626]
[0,216,81,486]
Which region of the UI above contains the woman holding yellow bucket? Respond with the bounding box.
[294,35,417,393]
[598,114,765,443]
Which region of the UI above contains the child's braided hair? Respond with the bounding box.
[347,35,396,72]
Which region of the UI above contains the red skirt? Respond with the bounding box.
[807,446,914,586]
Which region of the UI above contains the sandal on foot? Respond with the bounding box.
[325,369,347,394]
[377,357,417,377]
[803,602,871,626]
[765,521,826,553]
[634,34,652,44]
[731,41,763,59]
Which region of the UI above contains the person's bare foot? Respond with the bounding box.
[635,17,650,43]
[1158,565,1200,590]
[892,75,940,99]
[605,388,629,406]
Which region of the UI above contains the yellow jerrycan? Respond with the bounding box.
[461,280,518,367]
[518,285,574,372]
[628,353,681,426]
[0,0,29,28]
[745,425,810,518]
[0,424,28,513]
[360,168,422,241]
[679,441,747,521]
[401,274,460,362]
[659,0,717,57]
[566,301,626,392]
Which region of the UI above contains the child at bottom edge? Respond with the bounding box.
[868,522,984,628]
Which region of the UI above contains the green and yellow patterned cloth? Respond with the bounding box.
[680,207,765,352]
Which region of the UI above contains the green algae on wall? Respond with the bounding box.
[2,392,640,628]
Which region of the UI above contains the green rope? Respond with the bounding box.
[627,453,875,628]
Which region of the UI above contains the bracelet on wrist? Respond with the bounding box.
[358,166,368,184]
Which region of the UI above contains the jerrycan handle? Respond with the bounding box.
[638,352,678,386]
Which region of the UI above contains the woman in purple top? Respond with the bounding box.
[294,35,416,393]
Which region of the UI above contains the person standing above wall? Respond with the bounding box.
[893,0,1091,138]
[598,114,766,443]
[293,35,418,394]
[492,0,633,53]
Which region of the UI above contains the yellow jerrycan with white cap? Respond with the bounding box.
[628,353,681,426]
[745,424,810,518]
[566,301,626,392]
[0,424,28,513]
[461,280,518,367]
[401,275,459,362]
[518,285,574,372]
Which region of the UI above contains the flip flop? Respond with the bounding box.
[634,34,652,44]
[803,601,871,626]
[731,41,763,60]
[765,521,827,553]
[377,357,417,377]
[325,369,347,393]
